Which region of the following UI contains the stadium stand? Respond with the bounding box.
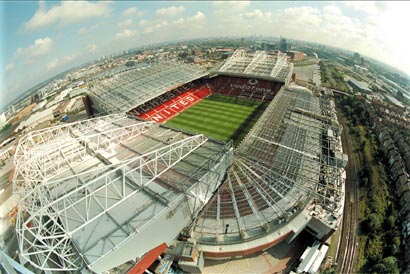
[132,74,284,123]
[138,83,211,123]
[88,61,208,114]
[209,75,282,102]
[212,49,294,85]
[191,85,346,258]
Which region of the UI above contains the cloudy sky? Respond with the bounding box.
[1,1,409,109]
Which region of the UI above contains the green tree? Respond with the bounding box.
[366,237,383,263]
[367,213,382,232]
[322,267,336,274]
[371,263,386,273]
[343,105,351,116]
[381,256,400,274]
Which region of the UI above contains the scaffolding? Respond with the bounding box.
[213,50,293,84]
[14,115,233,272]
[192,84,345,246]
[88,61,208,114]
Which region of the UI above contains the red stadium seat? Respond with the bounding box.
[132,76,282,122]
[136,83,211,123]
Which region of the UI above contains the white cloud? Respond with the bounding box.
[25,1,111,30]
[250,3,409,74]
[63,55,75,62]
[243,9,272,19]
[278,6,322,27]
[46,58,59,71]
[341,1,385,15]
[368,2,410,74]
[323,5,342,15]
[213,1,250,14]
[77,22,104,35]
[87,44,96,53]
[15,37,53,59]
[211,1,257,31]
[118,19,133,28]
[188,11,206,22]
[122,7,144,17]
[156,6,185,17]
[115,29,137,39]
[5,63,14,73]
[171,12,206,26]
[144,21,169,34]
[172,18,185,25]
[140,11,208,46]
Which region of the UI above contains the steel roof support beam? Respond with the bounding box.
[231,165,269,231]
[16,134,207,271]
[16,114,126,156]
[218,49,247,72]
[251,135,319,160]
[243,51,267,74]
[270,53,287,78]
[235,160,284,216]
[226,174,246,238]
[14,120,154,195]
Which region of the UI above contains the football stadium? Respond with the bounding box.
[13,50,347,272]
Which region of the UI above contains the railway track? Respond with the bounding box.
[336,108,359,273]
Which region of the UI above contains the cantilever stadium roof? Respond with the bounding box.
[212,49,293,83]
[192,85,345,247]
[88,61,208,114]
[13,114,232,272]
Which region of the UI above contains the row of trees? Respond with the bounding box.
[340,95,401,274]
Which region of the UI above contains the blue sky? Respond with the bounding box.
[1,1,410,110]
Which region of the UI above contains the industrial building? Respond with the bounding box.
[294,241,329,274]
[11,50,346,273]
[14,106,57,133]
[347,77,372,93]
[287,51,305,61]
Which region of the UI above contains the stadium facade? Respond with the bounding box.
[13,50,346,272]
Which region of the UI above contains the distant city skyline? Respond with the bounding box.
[1,1,410,109]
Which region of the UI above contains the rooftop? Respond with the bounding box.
[212,50,293,83]
[88,61,208,114]
[192,84,345,247]
[14,114,232,272]
[348,77,371,92]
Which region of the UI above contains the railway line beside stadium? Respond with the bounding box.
[336,108,359,273]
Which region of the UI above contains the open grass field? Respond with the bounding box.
[166,94,267,145]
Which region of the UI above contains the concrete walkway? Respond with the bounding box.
[203,238,306,274]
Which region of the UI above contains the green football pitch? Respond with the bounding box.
[166,94,267,145]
